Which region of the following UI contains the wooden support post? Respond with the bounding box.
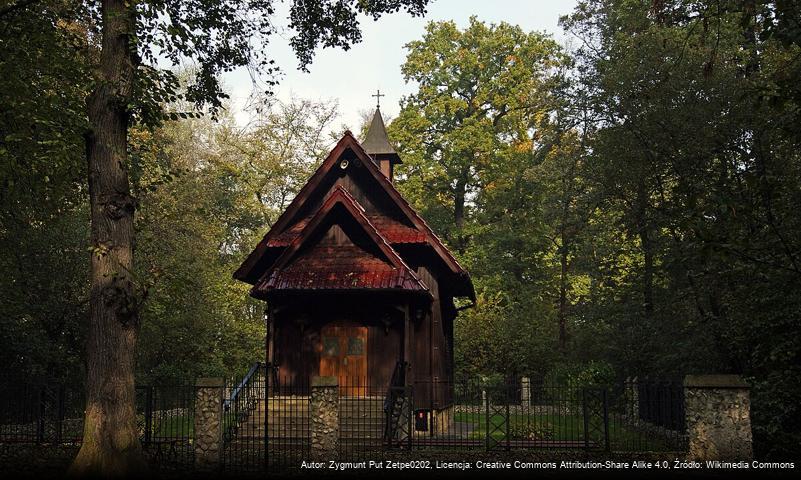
[264,306,275,367]
[265,306,275,395]
[403,304,412,388]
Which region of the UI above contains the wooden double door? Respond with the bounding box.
[319,321,367,396]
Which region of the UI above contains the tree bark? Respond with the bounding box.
[557,176,573,353]
[636,183,655,320]
[557,240,568,352]
[453,167,468,252]
[69,0,146,476]
[454,177,466,230]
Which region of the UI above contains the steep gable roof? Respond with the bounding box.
[265,214,426,247]
[234,131,474,300]
[251,186,429,298]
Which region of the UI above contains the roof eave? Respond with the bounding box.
[252,286,434,301]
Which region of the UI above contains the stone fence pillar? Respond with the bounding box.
[310,376,339,461]
[684,375,753,461]
[520,377,531,406]
[194,377,224,471]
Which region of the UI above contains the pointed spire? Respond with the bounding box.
[362,107,397,156]
[361,106,402,181]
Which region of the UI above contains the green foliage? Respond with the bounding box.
[0,0,91,382]
[544,361,616,390]
[561,0,801,458]
[131,0,431,122]
[397,6,800,458]
[393,18,569,380]
[391,17,568,243]
[0,60,340,383]
[289,0,429,70]
[129,96,339,383]
[454,291,557,379]
[1,0,423,386]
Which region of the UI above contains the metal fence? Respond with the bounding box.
[0,379,84,444]
[413,379,606,450]
[221,362,270,472]
[0,373,689,473]
[135,384,195,469]
[218,367,414,472]
[0,376,196,470]
[260,375,312,472]
[636,378,686,431]
[406,378,686,453]
[217,372,687,472]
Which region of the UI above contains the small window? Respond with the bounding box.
[347,337,364,355]
[323,337,338,356]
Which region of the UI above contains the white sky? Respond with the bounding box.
[222,0,578,130]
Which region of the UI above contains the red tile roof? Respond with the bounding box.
[251,187,429,297]
[366,215,428,243]
[257,245,425,291]
[267,218,310,246]
[235,132,474,301]
[266,214,426,246]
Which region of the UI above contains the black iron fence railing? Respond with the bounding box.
[413,379,612,451]
[0,380,83,444]
[134,384,195,469]
[222,362,268,472]
[224,362,263,412]
[383,361,410,447]
[0,377,196,469]
[0,373,689,472]
[636,378,686,432]
[260,377,311,472]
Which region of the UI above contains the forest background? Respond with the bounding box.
[1,0,799,459]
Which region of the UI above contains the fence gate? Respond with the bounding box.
[582,388,610,451]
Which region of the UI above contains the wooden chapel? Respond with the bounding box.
[234,105,474,412]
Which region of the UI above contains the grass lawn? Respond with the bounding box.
[453,412,679,451]
[146,410,681,452]
[455,412,585,440]
[147,413,246,440]
[146,414,194,439]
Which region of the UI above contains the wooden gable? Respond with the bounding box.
[235,131,474,301]
[251,186,430,299]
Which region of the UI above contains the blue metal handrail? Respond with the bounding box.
[223,361,262,411]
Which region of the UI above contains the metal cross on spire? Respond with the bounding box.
[372,89,385,108]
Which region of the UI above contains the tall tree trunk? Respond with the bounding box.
[453,171,467,252]
[69,0,146,475]
[557,179,573,352]
[636,183,655,320]
[557,240,568,352]
[454,178,466,230]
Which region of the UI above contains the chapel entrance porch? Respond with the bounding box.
[266,294,418,397]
